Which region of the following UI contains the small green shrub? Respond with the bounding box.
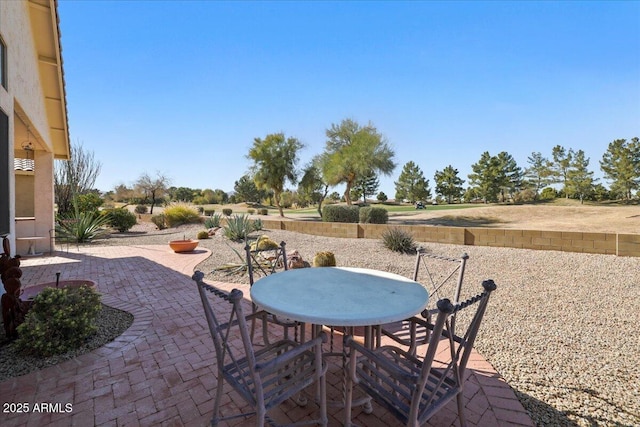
[151,214,167,230]
[252,218,263,231]
[322,205,360,223]
[197,230,210,239]
[222,208,233,216]
[163,204,201,227]
[107,208,137,232]
[196,206,204,214]
[204,209,215,216]
[313,251,336,267]
[382,227,416,254]
[223,214,252,241]
[16,286,101,357]
[75,193,103,214]
[134,204,148,214]
[359,206,389,224]
[204,213,222,228]
[247,208,255,215]
[259,208,268,215]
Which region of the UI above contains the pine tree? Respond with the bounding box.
[600,137,640,200]
[566,150,595,204]
[434,165,465,203]
[394,161,431,203]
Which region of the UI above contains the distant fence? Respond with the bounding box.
[256,219,639,257]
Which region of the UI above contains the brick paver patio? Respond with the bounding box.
[0,246,533,426]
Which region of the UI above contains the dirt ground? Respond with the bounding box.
[384,203,639,233]
[276,202,639,234]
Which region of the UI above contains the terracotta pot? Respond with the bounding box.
[21,279,97,301]
[169,239,199,253]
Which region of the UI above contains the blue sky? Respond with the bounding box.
[57,1,640,198]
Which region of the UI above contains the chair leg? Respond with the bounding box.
[456,391,467,427]
[211,375,225,426]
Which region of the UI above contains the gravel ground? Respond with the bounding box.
[33,223,640,426]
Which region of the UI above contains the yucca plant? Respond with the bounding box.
[381,227,416,254]
[252,218,263,231]
[56,206,111,243]
[204,213,222,228]
[223,214,252,241]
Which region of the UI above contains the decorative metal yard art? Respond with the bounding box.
[1,236,29,339]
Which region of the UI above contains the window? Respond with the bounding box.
[0,37,6,89]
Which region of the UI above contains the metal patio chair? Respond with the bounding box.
[245,241,304,344]
[377,249,469,354]
[193,271,328,427]
[345,279,497,427]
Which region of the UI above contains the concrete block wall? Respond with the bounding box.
[246,218,639,257]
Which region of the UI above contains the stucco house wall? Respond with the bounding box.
[0,0,70,256]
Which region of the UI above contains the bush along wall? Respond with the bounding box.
[322,205,360,223]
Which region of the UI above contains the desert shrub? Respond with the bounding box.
[222,208,233,216]
[322,205,360,223]
[75,193,103,215]
[540,187,558,200]
[259,208,269,215]
[196,230,209,239]
[247,208,255,215]
[16,286,101,357]
[196,206,204,214]
[313,251,336,267]
[163,204,201,227]
[513,188,537,204]
[151,214,167,230]
[223,214,252,241]
[252,218,263,231]
[106,208,137,232]
[382,227,416,254]
[204,213,222,228]
[134,204,148,214]
[359,206,389,224]
[204,208,215,216]
[56,209,111,243]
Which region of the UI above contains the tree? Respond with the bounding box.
[468,152,502,203]
[54,142,102,215]
[552,145,574,198]
[351,170,380,203]
[566,149,595,204]
[377,191,388,202]
[524,152,554,201]
[298,155,330,217]
[135,172,171,214]
[322,118,395,205]
[234,174,263,203]
[171,186,196,203]
[600,137,640,200]
[434,165,464,204]
[394,161,431,203]
[248,132,303,217]
[496,152,523,202]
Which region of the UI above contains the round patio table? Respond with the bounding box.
[250,266,428,328]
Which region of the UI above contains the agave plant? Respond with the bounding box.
[204,213,222,228]
[55,207,112,243]
[223,214,252,241]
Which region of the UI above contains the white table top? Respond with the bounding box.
[250,267,429,327]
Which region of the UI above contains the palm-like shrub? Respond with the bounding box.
[252,218,263,231]
[163,204,201,227]
[223,214,252,241]
[381,227,416,253]
[56,208,111,243]
[204,213,222,228]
